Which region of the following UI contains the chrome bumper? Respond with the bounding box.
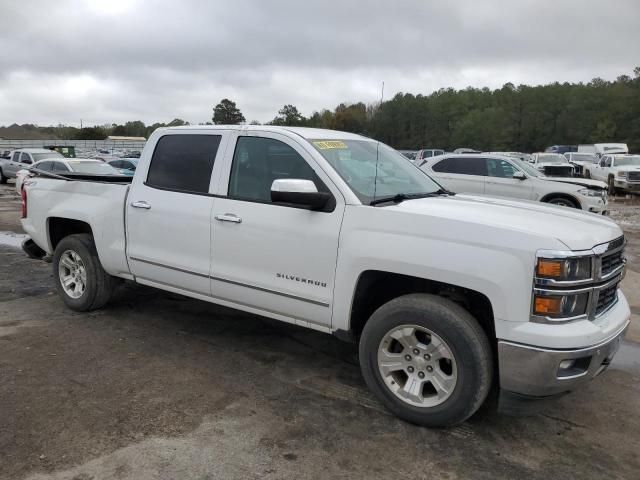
[498,322,629,397]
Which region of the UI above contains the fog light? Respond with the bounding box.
[559,359,575,370]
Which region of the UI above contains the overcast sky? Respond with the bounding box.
[1,0,638,127]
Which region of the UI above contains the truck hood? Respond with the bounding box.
[390,194,621,251]
[541,177,607,190]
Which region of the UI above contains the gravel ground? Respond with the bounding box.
[1,181,639,480]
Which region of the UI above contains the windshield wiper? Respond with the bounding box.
[369,189,454,206]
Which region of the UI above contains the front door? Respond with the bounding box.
[126,132,228,296]
[210,132,344,329]
[484,157,533,200]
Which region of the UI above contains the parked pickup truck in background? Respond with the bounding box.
[20,126,629,427]
[530,153,575,177]
[420,153,609,213]
[584,154,640,194]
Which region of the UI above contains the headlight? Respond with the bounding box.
[533,292,590,319]
[536,256,592,282]
[578,188,605,197]
[616,171,627,178]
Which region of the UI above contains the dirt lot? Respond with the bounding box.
[1,182,639,480]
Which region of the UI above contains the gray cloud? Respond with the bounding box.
[1,0,638,126]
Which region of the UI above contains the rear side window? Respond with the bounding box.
[36,161,53,172]
[146,135,221,194]
[432,157,487,176]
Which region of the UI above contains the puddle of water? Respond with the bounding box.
[610,341,640,374]
[0,231,27,248]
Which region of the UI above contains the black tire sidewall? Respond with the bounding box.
[0,168,7,183]
[53,235,101,311]
[359,295,492,427]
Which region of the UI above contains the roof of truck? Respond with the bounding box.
[159,125,369,141]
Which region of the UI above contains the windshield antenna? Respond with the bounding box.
[373,141,380,203]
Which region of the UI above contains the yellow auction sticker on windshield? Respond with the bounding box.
[313,140,348,150]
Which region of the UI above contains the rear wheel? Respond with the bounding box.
[359,294,493,427]
[53,234,117,311]
[545,196,579,208]
[0,168,7,184]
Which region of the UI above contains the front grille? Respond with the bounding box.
[601,250,624,276]
[628,171,640,182]
[607,236,625,251]
[596,284,618,315]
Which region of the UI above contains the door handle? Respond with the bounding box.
[131,201,151,209]
[215,213,242,224]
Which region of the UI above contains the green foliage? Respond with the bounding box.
[3,69,639,152]
[269,104,305,126]
[212,98,245,125]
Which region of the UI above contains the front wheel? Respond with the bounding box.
[608,177,618,196]
[545,196,579,208]
[53,233,117,311]
[584,169,591,179]
[0,168,7,184]
[359,294,493,427]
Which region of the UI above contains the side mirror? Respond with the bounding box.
[512,171,526,180]
[271,179,330,210]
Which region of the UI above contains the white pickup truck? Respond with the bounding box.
[20,126,630,427]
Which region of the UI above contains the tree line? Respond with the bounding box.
[2,68,639,152]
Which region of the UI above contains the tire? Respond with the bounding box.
[608,176,618,196]
[0,168,7,184]
[359,294,493,427]
[52,233,117,311]
[584,170,591,179]
[545,196,579,208]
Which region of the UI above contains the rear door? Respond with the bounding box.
[484,157,533,200]
[126,132,229,295]
[428,156,486,194]
[210,132,344,329]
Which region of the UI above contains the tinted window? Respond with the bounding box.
[486,158,518,178]
[35,161,53,172]
[20,153,32,164]
[109,161,123,168]
[432,157,487,176]
[12,152,21,162]
[147,135,221,193]
[51,162,69,172]
[228,136,324,203]
[605,157,612,167]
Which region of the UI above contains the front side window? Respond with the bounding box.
[147,135,221,193]
[433,157,487,176]
[605,157,612,167]
[228,136,325,203]
[486,158,518,178]
[20,153,32,164]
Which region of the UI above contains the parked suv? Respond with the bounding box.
[420,154,608,212]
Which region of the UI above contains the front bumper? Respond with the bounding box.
[579,195,608,214]
[498,321,628,398]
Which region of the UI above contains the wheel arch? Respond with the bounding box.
[540,192,581,208]
[48,217,94,251]
[346,270,496,349]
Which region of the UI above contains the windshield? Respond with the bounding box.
[32,152,64,161]
[536,154,566,164]
[569,154,598,163]
[310,139,442,204]
[614,156,640,167]
[512,158,542,177]
[68,161,120,174]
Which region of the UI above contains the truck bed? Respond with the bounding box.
[22,176,132,279]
